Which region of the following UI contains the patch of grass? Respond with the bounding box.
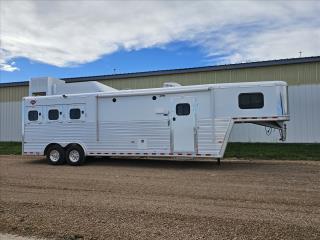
[0,142,319,160]
[225,143,320,160]
[0,142,21,155]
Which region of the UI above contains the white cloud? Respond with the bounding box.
[227,26,320,63]
[0,0,319,70]
[0,62,19,72]
[0,50,19,72]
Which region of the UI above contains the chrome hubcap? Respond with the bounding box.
[69,150,80,163]
[49,150,60,162]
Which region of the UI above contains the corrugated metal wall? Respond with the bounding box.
[0,61,319,142]
[0,85,28,102]
[97,62,319,89]
[0,62,319,101]
[0,86,28,141]
[0,101,22,141]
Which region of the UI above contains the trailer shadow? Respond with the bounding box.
[84,157,260,171]
[25,157,47,165]
[25,156,264,171]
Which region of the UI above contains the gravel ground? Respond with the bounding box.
[0,155,319,240]
[0,233,45,240]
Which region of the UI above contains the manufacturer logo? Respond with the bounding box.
[30,99,36,105]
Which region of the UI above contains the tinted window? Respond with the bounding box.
[32,92,46,96]
[28,110,38,121]
[48,109,59,120]
[176,103,190,116]
[239,92,264,109]
[70,108,81,119]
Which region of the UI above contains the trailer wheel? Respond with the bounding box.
[66,144,85,166]
[46,144,66,165]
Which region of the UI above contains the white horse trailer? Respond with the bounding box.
[22,77,289,165]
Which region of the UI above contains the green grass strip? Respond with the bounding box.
[0,142,22,155]
[225,143,320,160]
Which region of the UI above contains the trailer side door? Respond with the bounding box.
[171,96,196,153]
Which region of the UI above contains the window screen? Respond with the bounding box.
[176,103,190,116]
[239,92,264,109]
[28,110,38,121]
[70,108,81,119]
[48,109,59,120]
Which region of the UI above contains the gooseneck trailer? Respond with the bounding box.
[22,77,289,165]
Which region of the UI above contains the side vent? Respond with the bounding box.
[163,82,182,88]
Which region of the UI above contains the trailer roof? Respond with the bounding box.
[24,81,286,100]
[1,56,319,88]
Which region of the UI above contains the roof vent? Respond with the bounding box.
[29,77,118,96]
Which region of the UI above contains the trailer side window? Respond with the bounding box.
[48,109,59,120]
[239,92,264,109]
[176,103,190,116]
[28,110,38,121]
[70,108,81,119]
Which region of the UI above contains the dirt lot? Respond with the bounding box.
[0,233,44,240]
[0,156,319,240]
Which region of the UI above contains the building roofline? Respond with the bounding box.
[0,81,29,87]
[1,56,319,88]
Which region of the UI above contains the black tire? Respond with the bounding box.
[66,144,85,166]
[46,144,66,165]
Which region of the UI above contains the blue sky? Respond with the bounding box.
[0,42,208,83]
[1,1,320,84]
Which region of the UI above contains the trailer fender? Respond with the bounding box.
[63,142,88,156]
